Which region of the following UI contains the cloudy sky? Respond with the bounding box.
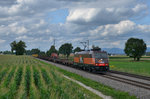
[0,0,150,51]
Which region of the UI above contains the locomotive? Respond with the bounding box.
[74,50,109,72]
[38,50,109,72]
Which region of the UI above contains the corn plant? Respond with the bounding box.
[15,67,23,89]
[4,67,16,87]
[1,67,23,99]
[33,67,50,98]
[33,68,41,88]
[41,69,51,85]
[50,70,63,84]
[0,68,8,83]
[25,66,31,96]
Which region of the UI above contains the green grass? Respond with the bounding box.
[109,56,150,76]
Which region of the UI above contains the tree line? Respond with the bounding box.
[0,37,148,61]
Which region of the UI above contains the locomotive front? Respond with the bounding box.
[74,51,109,72]
[93,51,109,72]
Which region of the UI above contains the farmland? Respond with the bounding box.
[0,55,101,99]
[0,55,137,99]
[109,56,150,76]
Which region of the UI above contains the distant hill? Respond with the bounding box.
[102,47,150,54]
[146,47,150,52]
[102,48,124,54]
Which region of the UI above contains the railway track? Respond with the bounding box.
[101,74,150,90]
[109,70,150,81]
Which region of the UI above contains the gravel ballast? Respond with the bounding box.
[38,58,150,99]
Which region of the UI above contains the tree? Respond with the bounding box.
[31,48,40,54]
[25,50,32,55]
[74,47,81,53]
[39,51,46,56]
[10,40,26,55]
[46,45,57,56]
[59,43,73,58]
[3,51,12,54]
[10,41,17,53]
[92,45,101,51]
[124,38,147,61]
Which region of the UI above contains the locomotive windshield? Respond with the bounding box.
[94,52,108,59]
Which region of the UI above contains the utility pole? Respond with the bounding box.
[87,40,89,50]
[53,39,55,47]
[80,42,87,50]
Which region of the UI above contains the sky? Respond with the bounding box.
[0,0,150,51]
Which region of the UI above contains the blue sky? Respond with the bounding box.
[45,9,69,24]
[0,0,150,51]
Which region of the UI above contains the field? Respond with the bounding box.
[0,55,101,99]
[109,56,150,76]
[0,55,137,99]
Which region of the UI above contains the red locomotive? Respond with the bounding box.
[74,50,109,72]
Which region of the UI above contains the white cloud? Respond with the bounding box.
[0,39,5,43]
[66,0,148,26]
[67,8,99,23]
[0,0,150,51]
[16,35,27,40]
[132,4,147,13]
[67,5,148,25]
[8,22,27,34]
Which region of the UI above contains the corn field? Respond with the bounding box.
[0,55,100,99]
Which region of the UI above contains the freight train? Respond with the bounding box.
[38,50,109,73]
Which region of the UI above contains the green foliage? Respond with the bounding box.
[10,41,17,53]
[74,47,81,53]
[10,40,26,55]
[2,66,23,98]
[25,50,32,55]
[15,67,23,89]
[4,67,16,87]
[92,45,101,51]
[31,48,40,54]
[39,51,46,56]
[25,66,31,96]
[2,51,13,55]
[41,69,51,85]
[33,67,50,98]
[0,69,8,83]
[124,38,147,61]
[46,45,57,56]
[33,68,41,88]
[59,43,73,58]
[26,49,46,56]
